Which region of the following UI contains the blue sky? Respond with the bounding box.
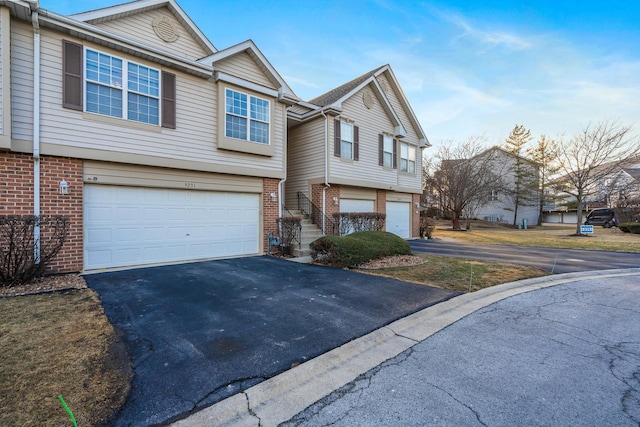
[43,0,640,147]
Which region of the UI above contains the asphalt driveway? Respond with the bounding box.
[85,256,458,426]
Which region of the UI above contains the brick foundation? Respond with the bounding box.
[412,193,420,238]
[263,178,280,252]
[0,152,83,273]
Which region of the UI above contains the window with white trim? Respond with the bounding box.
[400,142,416,173]
[341,122,354,159]
[85,48,160,125]
[383,135,394,168]
[225,88,270,144]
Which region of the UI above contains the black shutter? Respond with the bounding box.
[353,126,359,161]
[62,40,83,110]
[161,71,176,129]
[334,119,341,157]
[393,139,398,169]
[378,134,384,166]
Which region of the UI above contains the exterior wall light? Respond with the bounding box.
[270,192,277,201]
[332,197,339,205]
[59,179,69,195]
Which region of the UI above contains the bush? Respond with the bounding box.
[420,216,436,239]
[277,216,302,247]
[618,222,640,234]
[309,230,411,268]
[332,212,385,236]
[0,215,69,287]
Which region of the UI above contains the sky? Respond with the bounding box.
[42,0,640,148]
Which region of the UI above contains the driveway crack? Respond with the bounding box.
[244,392,262,426]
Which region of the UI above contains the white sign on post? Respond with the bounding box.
[580,225,594,234]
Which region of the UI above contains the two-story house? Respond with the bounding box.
[0,0,297,271]
[286,65,429,240]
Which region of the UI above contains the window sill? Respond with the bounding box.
[82,112,162,133]
[218,135,274,157]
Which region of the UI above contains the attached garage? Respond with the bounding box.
[340,198,375,213]
[386,201,411,238]
[84,185,260,270]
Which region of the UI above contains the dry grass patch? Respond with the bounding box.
[0,288,131,426]
[360,254,550,292]
[436,222,640,253]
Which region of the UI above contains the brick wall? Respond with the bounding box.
[263,178,280,252]
[0,153,83,273]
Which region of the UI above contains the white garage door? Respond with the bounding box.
[84,185,259,270]
[386,201,411,238]
[340,199,375,213]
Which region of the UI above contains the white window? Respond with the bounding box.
[383,135,394,168]
[400,142,416,173]
[341,122,354,159]
[489,190,499,202]
[225,89,270,144]
[85,48,160,125]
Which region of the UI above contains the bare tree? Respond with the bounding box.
[555,121,640,235]
[424,138,505,230]
[527,134,559,225]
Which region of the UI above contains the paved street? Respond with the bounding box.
[284,271,640,426]
[409,239,640,273]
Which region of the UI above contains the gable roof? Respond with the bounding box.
[69,0,216,56]
[199,40,298,103]
[302,65,430,147]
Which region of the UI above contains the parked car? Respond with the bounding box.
[584,209,618,228]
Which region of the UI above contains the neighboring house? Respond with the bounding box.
[286,65,430,240]
[543,158,640,223]
[0,0,298,271]
[473,147,540,226]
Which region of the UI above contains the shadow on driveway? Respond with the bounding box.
[85,256,459,426]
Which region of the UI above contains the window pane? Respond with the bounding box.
[383,136,393,153]
[408,160,416,174]
[226,89,247,116]
[408,146,416,161]
[341,122,353,142]
[250,97,269,122]
[401,158,408,172]
[128,93,159,125]
[86,82,122,118]
[341,140,352,159]
[383,152,393,167]
[226,114,247,140]
[250,120,269,144]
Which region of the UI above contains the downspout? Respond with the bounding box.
[278,106,287,220]
[30,1,41,263]
[320,109,329,234]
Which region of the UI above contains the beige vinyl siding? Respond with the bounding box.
[84,161,262,193]
[376,74,420,144]
[0,7,7,139]
[386,192,413,203]
[37,30,285,177]
[340,187,376,200]
[214,52,275,89]
[286,117,325,206]
[92,8,208,61]
[329,87,402,188]
[10,21,34,142]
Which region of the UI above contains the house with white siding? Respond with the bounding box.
[0,0,297,271]
[286,65,429,243]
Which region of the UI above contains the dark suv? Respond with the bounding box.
[584,209,618,228]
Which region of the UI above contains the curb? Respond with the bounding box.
[171,268,640,426]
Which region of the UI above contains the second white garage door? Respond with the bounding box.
[386,201,411,238]
[84,185,260,270]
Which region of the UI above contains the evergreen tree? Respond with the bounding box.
[504,125,537,226]
[527,135,559,225]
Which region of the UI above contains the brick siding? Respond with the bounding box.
[0,153,83,273]
[263,178,280,252]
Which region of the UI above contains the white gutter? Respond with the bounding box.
[320,109,329,234]
[30,0,41,263]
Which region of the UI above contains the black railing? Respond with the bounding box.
[277,216,302,249]
[296,192,338,235]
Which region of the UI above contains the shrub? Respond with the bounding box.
[420,216,436,239]
[618,222,640,234]
[332,212,385,236]
[310,230,411,268]
[0,215,69,287]
[277,216,302,247]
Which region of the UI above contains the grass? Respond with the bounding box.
[362,254,550,292]
[435,222,640,253]
[0,289,131,426]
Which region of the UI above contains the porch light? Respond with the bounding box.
[59,179,69,195]
[270,192,277,201]
[332,197,339,205]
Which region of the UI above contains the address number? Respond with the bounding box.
[184,182,196,189]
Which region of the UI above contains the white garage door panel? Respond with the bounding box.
[340,199,375,213]
[84,185,260,270]
[386,202,411,239]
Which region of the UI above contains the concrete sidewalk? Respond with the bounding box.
[172,268,640,426]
